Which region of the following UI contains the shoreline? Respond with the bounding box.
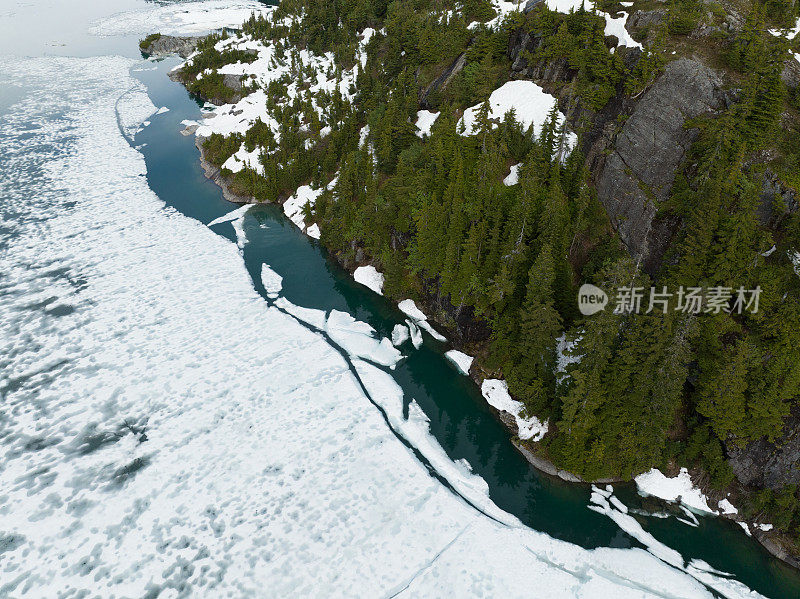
[190,126,800,572]
[162,52,800,574]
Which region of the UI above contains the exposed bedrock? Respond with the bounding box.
[141,35,205,58]
[728,407,800,490]
[594,58,727,270]
[510,23,729,272]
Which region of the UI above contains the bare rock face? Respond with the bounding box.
[419,53,466,108]
[594,58,727,268]
[141,35,204,58]
[758,168,798,228]
[728,407,800,489]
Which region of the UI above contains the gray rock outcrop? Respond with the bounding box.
[141,35,205,58]
[728,407,800,490]
[419,53,467,108]
[594,58,727,268]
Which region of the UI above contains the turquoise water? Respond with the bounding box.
[131,57,800,598]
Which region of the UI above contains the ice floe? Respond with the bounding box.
[391,323,410,347]
[260,263,283,298]
[445,350,474,375]
[398,299,447,341]
[406,318,424,348]
[635,468,715,514]
[353,265,385,295]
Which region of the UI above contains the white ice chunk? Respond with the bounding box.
[207,203,253,227]
[391,324,410,347]
[445,350,473,375]
[260,264,283,298]
[406,319,423,349]
[635,468,715,514]
[398,298,428,321]
[353,265,385,295]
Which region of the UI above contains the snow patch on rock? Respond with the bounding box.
[635,468,715,514]
[481,379,548,441]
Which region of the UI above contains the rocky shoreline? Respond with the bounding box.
[155,36,800,573]
[188,114,800,571]
[194,138,256,205]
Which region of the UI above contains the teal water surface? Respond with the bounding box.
[131,57,800,599]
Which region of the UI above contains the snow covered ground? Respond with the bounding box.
[415,109,440,137]
[635,468,718,515]
[445,350,474,375]
[91,0,271,37]
[459,80,578,151]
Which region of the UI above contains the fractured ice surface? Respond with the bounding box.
[90,0,271,37]
[0,48,764,599]
[325,310,402,368]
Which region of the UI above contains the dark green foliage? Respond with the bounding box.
[139,33,161,52]
[666,0,705,35]
[201,133,243,167]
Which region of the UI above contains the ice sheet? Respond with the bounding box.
[90,0,271,37]
[0,27,764,599]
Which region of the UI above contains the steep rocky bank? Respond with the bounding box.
[140,34,204,58]
[145,0,800,568]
